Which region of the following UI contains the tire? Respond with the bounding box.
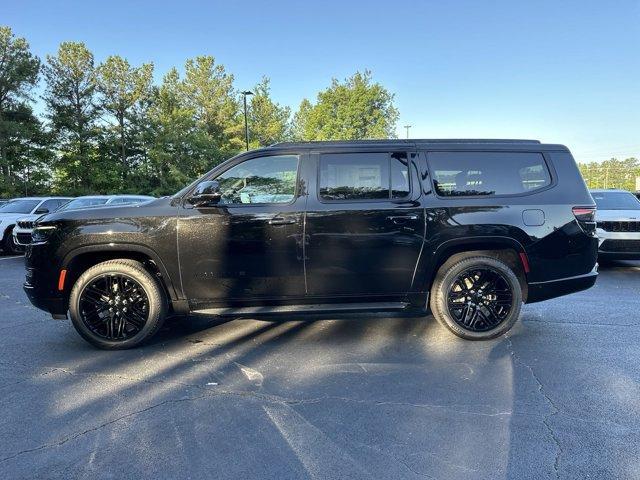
[69,259,167,349]
[429,255,522,340]
[2,227,22,255]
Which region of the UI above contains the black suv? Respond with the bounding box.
[24,140,598,349]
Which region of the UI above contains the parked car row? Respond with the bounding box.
[592,189,640,260]
[0,195,154,254]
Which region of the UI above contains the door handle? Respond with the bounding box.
[269,216,297,226]
[387,214,419,223]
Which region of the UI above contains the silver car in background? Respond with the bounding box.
[13,195,154,248]
[591,189,640,260]
[1,197,72,253]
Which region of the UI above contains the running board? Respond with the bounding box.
[192,301,410,316]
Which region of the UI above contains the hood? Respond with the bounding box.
[42,197,168,223]
[0,212,31,225]
[595,209,640,221]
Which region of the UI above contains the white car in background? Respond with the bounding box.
[12,195,155,249]
[591,189,640,260]
[0,197,72,254]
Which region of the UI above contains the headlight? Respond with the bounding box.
[31,225,57,244]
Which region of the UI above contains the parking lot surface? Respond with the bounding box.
[0,255,639,479]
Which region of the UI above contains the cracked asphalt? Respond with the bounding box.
[1,255,639,480]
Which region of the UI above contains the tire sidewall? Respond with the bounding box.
[3,227,20,254]
[69,261,165,349]
[431,256,522,340]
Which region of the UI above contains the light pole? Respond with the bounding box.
[241,90,253,151]
[404,125,411,139]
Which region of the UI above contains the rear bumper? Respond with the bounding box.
[526,267,598,303]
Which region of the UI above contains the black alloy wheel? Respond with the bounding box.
[430,255,522,340]
[446,267,513,332]
[79,273,150,341]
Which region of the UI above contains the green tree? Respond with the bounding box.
[43,42,102,193]
[95,55,153,187]
[145,68,215,194]
[181,56,243,160]
[0,26,42,196]
[292,70,399,141]
[247,77,291,147]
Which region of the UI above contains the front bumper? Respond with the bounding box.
[596,229,640,259]
[526,266,598,303]
[12,227,33,246]
[23,249,68,318]
[23,283,67,317]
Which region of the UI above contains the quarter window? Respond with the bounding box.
[215,155,299,205]
[319,152,410,201]
[429,152,551,197]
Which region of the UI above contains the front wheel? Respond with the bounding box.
[69,259,167,349]
[3,227,22,255]
[430,255,522,340]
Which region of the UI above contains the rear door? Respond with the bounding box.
[304,149,424,298]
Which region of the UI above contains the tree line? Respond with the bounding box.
[0,26,399,197]
[578,158,640,192]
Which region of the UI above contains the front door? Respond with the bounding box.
[177,153,306,307]
[304,150,425,298]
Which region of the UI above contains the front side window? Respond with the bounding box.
[319,152,410,201]
[430,151,551,197]
[215,155,298,205]
[36,199,61,213]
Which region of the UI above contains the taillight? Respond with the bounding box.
[573,206,597,235]
[572,206,596,222]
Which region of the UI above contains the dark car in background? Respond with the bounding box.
[24,139,598,349]
[592,189,640,259]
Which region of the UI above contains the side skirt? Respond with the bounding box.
[192,301,411,317]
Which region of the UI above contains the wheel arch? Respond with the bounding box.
[425,236,529,301]
[62,244,181,307]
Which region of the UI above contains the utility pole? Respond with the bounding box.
[404,125,411,139]
[241,91,254,151]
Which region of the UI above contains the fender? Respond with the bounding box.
[61,242,182,301]
[413,235,528,291]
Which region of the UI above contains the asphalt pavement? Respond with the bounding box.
[0,255,639,479]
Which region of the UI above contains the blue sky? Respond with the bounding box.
[4,0,639,162]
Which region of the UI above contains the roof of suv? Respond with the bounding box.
[268,139,569,151]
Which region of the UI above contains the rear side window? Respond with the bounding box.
[429,151,551,197]
[319,152,410,201]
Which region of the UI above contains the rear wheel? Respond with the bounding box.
[430,255,522,340]
[69,259,167,349]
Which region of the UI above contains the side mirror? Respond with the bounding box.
[188,180,222,206]
[34,207,49,214]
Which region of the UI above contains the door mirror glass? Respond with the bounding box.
[188,181,222,206]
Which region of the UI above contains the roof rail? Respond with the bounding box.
[269,139,541,148]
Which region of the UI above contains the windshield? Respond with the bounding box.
[58,198,109,211]
[0,199,39,214]
[592,192,640,210]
